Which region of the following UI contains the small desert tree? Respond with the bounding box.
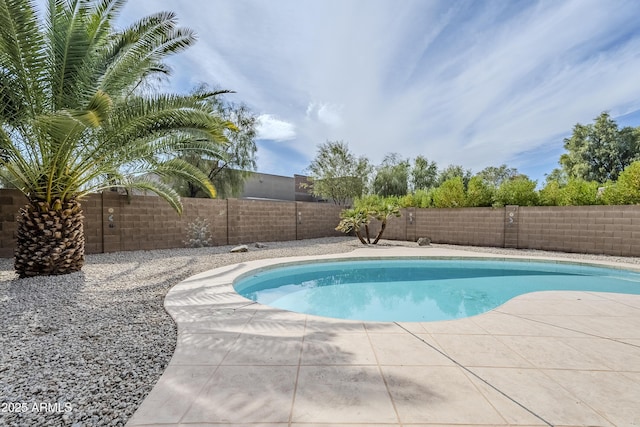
[336,195,400,245]
[305,140,371,205]
[335,208,369,245]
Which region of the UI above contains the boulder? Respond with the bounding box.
[230,244,249,253]
[417,237,431,246]
[255,242,267,248]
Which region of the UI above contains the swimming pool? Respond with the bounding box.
[233,258,640,321]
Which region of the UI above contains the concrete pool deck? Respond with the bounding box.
[126,246,640,427]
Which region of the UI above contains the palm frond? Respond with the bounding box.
[46,0,99,109]
[99,11,195,96]
[150,157,217,198]
[103,94,232,147]
[0,0,47,116]
[86,0,126,44]
[88,175,184,214]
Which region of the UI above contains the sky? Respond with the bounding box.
[103,1,640,181]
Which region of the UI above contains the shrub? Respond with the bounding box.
[398,193,415,208]
[494,176,539,206]
[561,179,600,205]
[414,189,434,208]
[539,180,562,206]
[184,218,213,248]
[601,161,640,205]
[335,208,369,244]
[337,195,401,244]
[432,177,466,208]
[466,176,494,207]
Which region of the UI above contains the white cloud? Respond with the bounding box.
[306,102,344,128]
[256,115,296,141]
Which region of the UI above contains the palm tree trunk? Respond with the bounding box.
[15,200,85,278]
[354,228,368,245]
[372,220,387,244]
[364,224,371,244]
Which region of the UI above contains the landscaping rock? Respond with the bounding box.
[230,244,249,253]
[417,237,431,246]
[255,242,267,249]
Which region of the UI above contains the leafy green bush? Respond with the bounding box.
[397,189,433,208]
[561,179,600,205]
[432,177,466,208]
[494,176,539,206]
[617,161,640,203]
[465,176,494,207]
[539,180,562,206]
[601,161,640,205]
[415,189,434,208]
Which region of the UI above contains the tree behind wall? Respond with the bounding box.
[172,93,258,199]
[437,164,473,188]
[373,153,410,197]
[560,112,640,183]
[476,164,519,188]
[305,140,371,205]
[411,155,438,191]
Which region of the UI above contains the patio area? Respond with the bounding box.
[126,246,640,427]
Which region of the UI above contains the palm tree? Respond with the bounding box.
[335,196,400,245]
[335,207,369,245]
[0,0,233,277]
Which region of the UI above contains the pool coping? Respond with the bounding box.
[126,245,640,427]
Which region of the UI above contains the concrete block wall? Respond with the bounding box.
[0,189,23,258]
[295,202,344,240]
[82,193,103,254]
[1,189,639,257]
[227,199,296,245]
[90,193,230,253]
[518,205,640,256]
[365,208,415,242]
[416,208,505,247]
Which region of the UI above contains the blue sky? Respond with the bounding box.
[118,1,640,181]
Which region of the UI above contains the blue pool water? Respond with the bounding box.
[233,259,640,322]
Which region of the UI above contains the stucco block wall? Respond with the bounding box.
[227,199,296,244]
[365,208,416,242]
[94,194,229,253]
[295,202,344,240]
[518,205,640,256]
[81,193,103,254]
[416,208,505,247]
[0,189,24,258]
[1,188,639,257]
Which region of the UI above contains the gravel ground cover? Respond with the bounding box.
[1,236,639,426]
